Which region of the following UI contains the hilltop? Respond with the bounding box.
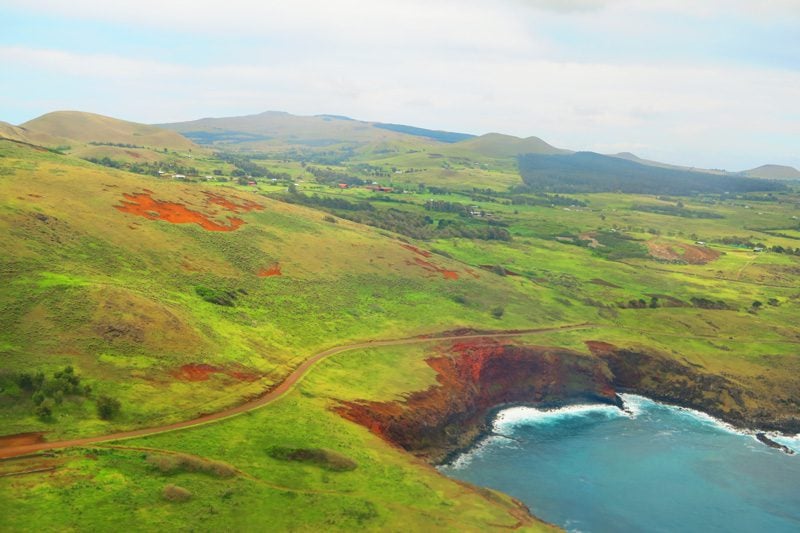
[160,111,447,152]
[742,164,800,180]
[22,111,197,151]
[454,132,568,158]
[0,120,69,148]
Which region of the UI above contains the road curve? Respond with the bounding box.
[0,323,592,459]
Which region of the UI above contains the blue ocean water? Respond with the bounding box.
[440,395,800,533]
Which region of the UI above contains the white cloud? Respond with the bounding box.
[4,43,799,169]
[2,1,798,168]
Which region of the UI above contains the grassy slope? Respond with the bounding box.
[2,131,800,531]
[0,342,556,531]
[0,140,570,440]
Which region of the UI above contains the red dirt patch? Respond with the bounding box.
[173,364,222,381]
[646,240,720,265]
[407,257,459,280]
[400,243,433,257]
[172,364,260,382]
[203,192,264,213]
[258,263,282,277]
[0,432,46,448]
[442,270,459,280]
[585,340,618,354]
[115,192,245,232]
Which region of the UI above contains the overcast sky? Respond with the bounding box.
[1,0,798,170]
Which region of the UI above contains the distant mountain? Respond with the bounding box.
[610,152,729,175]
[454,133,569,158]
[741,164,800,180]
[22,111,196,151]
[372,123,474,143]
[518,152,785,196]
[160,111,425,151]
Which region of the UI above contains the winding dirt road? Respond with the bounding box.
[0,323,591,460]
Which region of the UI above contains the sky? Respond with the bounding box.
[1,0,798,170]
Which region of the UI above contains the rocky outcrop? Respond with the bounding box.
[589,342,800,434]
[336,339,619,463]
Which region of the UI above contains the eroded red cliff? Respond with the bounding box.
[336,339,619,462]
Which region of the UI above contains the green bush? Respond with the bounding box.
[96,395,121,420]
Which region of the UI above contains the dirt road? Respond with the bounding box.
[0,323,591,459]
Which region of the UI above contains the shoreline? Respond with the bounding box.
[437,391,798,470]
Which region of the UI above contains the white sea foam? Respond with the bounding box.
[492,403,625,433]
[770,433,800,454]
[620,393,748,436]
[444,395,799,471]
[620,394,800,454]
[443,434,517,470]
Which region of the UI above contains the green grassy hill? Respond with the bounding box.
[452,132,568,158]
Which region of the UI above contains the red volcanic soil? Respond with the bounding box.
[258,263,282,277]
[646,241,720,265]
[172,364,260,382]
[204,192,264,213]
[173,363,222,381]
[400,243,432,257]
[407,257,459,281]
[337,339,618,461]
[115,192,245,232]
[0,432,46,448]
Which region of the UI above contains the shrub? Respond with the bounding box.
[267,447,357,472]
[147,453,236,478]
[162,484,192,502]
[323,215,338,223]
[35,398,55,421]
[96,395,121,420]
[195,285,237,307]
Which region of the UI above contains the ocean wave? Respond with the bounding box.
[770,434,800,454]
[620,393,748,436]
[620,394,800,453]
[492,403,626,432]
[442,434,517,470]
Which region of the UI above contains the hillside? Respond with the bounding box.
[453,132,569,158]
[742,164,800,180]
[0,120,69,148]
[519,151,786,195]
[22,110,197,151]
[2,134,800,531]
[160,111,429,152]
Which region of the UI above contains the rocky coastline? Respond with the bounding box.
[336,338,800,464]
